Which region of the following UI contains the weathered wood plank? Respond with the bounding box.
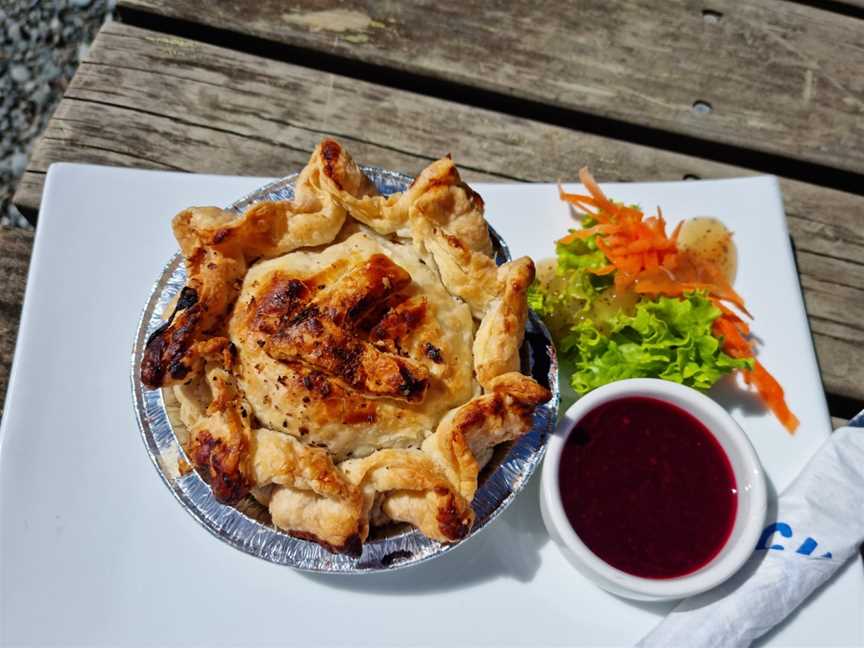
[14,22,864,404]
[116,0,864,175]
[0,227,34,420]
[12,172,44,222]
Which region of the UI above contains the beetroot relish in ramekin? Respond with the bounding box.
[540,379,767,601]
[558,396,737,579]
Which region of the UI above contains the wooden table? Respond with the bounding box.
[4,0,864,427]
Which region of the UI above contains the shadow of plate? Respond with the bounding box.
[301,473,549,595]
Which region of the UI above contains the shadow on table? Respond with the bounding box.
[301,474,549,595]
[710,374,768,418]
[610,594,676,617]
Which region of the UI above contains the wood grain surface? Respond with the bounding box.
[115,0,864,176]
[10,21,864,405]
[0,227,33,420]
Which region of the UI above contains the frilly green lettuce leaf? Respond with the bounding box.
[559,292,752,394]
[529,225,750,395]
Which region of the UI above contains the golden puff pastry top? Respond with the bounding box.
[142,139,551,555]
[229,229,477,460]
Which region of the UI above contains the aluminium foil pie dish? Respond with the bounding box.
[131,153,559,573]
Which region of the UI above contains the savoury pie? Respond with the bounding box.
[141,140,551,554]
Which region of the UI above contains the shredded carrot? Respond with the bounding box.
[710,310,798,432]
[747,362,800,433]
[561,168,799,433]
[715,302,751,336]
[712,313,752,358]
[579,167,616,213]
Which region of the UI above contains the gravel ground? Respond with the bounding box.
[1,0,112,228]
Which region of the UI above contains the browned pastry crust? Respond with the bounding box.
[147,139,551,553]
[260,254,430,402]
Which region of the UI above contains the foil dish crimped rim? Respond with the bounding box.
[130,166,560,573]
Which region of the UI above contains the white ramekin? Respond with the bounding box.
[539,378,767,601]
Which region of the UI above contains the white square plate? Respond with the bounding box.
[1,165,861,647]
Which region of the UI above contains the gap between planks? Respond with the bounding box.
[783,0,864,18]
[113,0,864,195]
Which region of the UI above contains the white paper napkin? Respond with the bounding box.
[637,425,864,648]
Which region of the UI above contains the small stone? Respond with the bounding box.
[9,64,30,83]
[42,62,61,79]
[10,152,28,176]
[7,21,21,42]
[70,0,94,7]
[30,84,51,109]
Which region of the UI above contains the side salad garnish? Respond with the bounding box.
[529,168,799,433]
